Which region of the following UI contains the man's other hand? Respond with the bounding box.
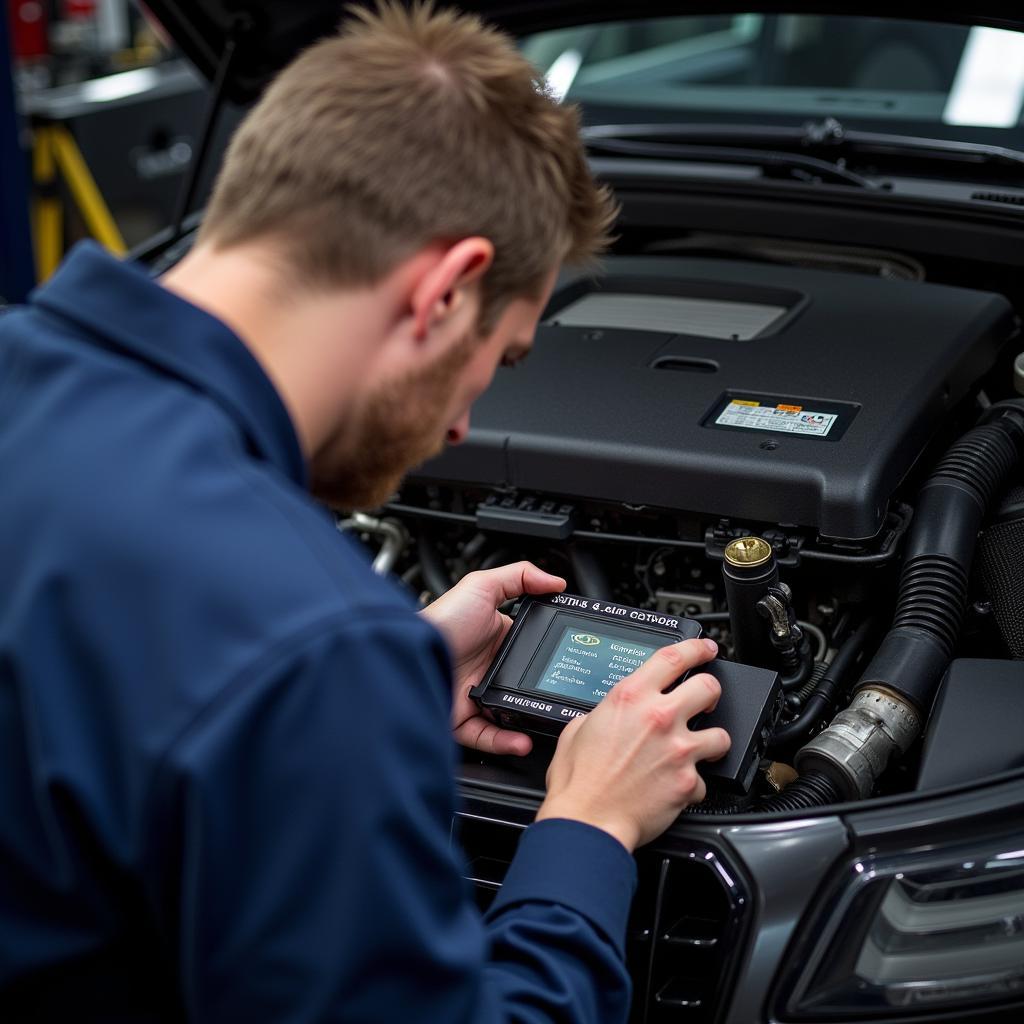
[536,637,731,853]
[420,561,566,757]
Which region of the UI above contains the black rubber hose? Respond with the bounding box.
[480,547,512,571]
[792,659,829,705]
[759,770,842,811]
[770,618,877,749]
[417,534,454,597]
[855,405,1024,713]
[568,544,613,602]
[685,799,749,815]
[783,404,1024,811]
[779,635,814,692]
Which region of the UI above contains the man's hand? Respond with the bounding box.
[536,637,731,853]
[420,561,566,757]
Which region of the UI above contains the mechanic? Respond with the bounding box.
[0,4,730,1021]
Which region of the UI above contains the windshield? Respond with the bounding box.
[522,15,1024,149]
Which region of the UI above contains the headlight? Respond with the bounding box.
[781,836,1024,1018]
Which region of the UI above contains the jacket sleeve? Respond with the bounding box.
[149,611,635,1024]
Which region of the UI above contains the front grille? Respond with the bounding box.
[456,814,521,913]
[454,813,748,1023]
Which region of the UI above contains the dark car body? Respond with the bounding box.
[139,4,1024,1021]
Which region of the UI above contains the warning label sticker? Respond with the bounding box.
[715,400,838,437]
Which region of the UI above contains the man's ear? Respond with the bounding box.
[410,237,494,342]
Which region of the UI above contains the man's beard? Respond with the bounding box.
[309,329,478,511]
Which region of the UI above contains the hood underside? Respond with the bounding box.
[142,2,1024,104]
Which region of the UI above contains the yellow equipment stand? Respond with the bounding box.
[31,121,126,282]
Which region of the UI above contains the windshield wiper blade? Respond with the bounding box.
[584,119,1024,182]
[800,117,1024,177]
[582,131,878,189]
[826,130,1024,176]
[584,121,820,148]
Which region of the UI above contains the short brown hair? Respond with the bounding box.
[199,1,616,329]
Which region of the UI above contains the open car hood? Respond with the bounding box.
[142,2,1024,104]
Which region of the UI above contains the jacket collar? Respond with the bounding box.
[32,242,307,488]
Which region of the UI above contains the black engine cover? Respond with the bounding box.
[414,256,1014,540]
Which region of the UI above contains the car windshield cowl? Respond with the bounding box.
[582,124,879,189]
[582,120,1024,187]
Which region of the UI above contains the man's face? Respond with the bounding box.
[310,273,555,510]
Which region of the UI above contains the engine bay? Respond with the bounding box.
[343,244,1024,814]
[421,255,1014,540]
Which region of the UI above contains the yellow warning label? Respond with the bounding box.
[776,404,803,412]
[732,400,760,407]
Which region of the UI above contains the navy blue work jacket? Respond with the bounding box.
[0,243,635,1022]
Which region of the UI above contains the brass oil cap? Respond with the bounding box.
[724,536,773,569]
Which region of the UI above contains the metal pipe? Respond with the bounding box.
[338,513,409,575]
